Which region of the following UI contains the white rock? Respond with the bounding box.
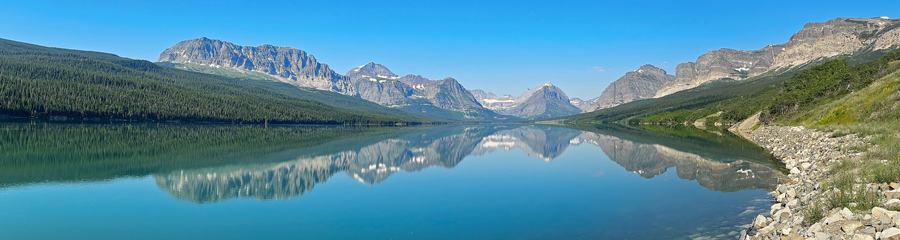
[786,199,799,209]
[873,207,898,219]
[852,234,874,240]
[774,207,792,222]
[758,225,775,236]
[826,211,844,224]
[780,226,791,235]
[753,214,767,229]
[801,162,812,169]
[888,199,900,207]
[841,207,854,219]
[886,190,900,199]
[808,222,822,233]
[882,227,900,240]
[841,220,863,233]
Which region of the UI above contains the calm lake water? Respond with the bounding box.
[0,123,785,239]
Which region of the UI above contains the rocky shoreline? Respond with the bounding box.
[740,126,900,240]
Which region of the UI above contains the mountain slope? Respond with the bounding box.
[0,38,429,124]
[588,17,900,111]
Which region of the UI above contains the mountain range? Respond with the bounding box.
[585,17,900,111]
[157,17,900,121]
[160,38,571,121]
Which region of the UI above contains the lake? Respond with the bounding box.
[0,123,785,239]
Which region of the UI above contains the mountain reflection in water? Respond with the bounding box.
[0,123,784,204]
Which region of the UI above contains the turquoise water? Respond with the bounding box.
[0,124,783,239]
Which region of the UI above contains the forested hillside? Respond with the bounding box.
[0,38,430,124]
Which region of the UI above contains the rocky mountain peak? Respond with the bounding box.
[631,64,668,76]
[586,64,675,111]
[346,62,398,79]
[157,37,351,94]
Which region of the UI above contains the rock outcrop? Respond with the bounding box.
[588,17,900,112]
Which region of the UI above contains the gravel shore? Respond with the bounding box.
[741,126,900,240]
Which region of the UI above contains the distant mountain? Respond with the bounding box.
[472,82,582,119]
[586,65,674,111]
[588,17,900,111]
[568,97,595,111]
[347,62,398,79]
[343,62,507,120]
[159,38,507,121]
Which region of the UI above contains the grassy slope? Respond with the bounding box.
[0,38,433,124]
[785,63,900,220]
[562,48,899,125]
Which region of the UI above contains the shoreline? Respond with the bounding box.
[738,126,900,240]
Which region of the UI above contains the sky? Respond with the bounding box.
[2,0,898,99]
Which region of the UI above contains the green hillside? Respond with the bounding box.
[0,38,433,124]
[561,48,900,125]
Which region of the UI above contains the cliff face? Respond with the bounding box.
[158,37,354,94]
[656,44,784,97]
[774,18,900,69]
[589,17,900,111]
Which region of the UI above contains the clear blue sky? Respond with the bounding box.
[2,0,897,99]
